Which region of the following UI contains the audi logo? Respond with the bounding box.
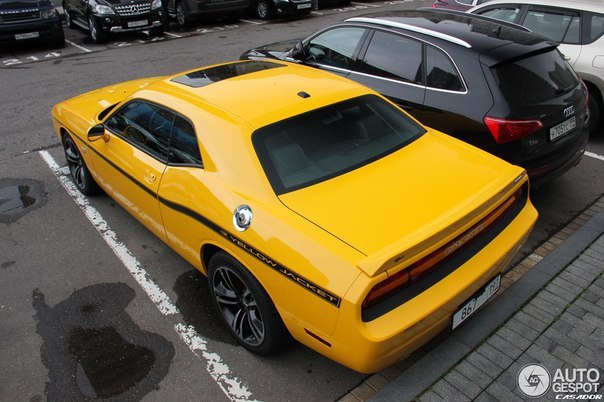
[563,105,575,118]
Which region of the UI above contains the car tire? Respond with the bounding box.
[63,4,75,29]
[88,15,107,43]
[175,0,192,27]
[208,252,289,355]
[62,133,101,196]
[587,86,603,135]
[255,0,272,20]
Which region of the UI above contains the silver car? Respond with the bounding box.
[469,0,604,134]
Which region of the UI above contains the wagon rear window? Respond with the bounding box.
[253,95,425,194]
[492,49,579,107]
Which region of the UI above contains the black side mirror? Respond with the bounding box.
[87,124,109,142]
[290,41,306,61]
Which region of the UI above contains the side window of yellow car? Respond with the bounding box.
[105,100,173,162]
[168,116,203,167]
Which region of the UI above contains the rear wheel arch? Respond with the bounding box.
[585,80,603,134]
[200,243,222,275]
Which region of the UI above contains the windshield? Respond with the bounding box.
[253,95,425,194]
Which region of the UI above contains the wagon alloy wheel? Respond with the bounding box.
[213,266,264,346]
[64,4,75,28]
[208,252,289,355]
[175,0,189,27]
[88,15,107,43]
[256,0,271,19]
[62,134,100,195]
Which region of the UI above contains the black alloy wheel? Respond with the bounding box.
[62,134,101,195]
[256,0,272,20]
[175,0,191,27]
[208,252,289,355]
[64,4,75,28]
[88,15,107,43]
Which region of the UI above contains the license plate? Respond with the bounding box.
[297,3,311,9]
[452,275,500,330]
[550,116,576,141]
[127,20,148,28]
[15,32,39,40]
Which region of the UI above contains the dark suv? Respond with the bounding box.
[0,0,64,47]
[241,10,589,185]
[63,0,165,43]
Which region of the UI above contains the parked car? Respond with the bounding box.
[163,0,248,27]
[431,0,490,11]
[52,59,537,373]
[468,0,604,134]
[62,0,165,43]
[248,0,311,20]
[241,10,590,186]
[0,0,64,47]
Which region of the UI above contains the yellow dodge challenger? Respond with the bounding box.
[52,60,537,373]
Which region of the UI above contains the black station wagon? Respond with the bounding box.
[241,10,590,186]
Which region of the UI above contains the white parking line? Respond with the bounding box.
[351,1,381,7]
[66,40,92,53]
[240,19,266,25]
[311,10,324,15]
[39,150,257,402]
[586,151,604,162]
[164,31,183,38]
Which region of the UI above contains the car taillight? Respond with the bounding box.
[484,116,543,144]
[362,185,523,310]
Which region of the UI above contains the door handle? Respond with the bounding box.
[144,170,156,183]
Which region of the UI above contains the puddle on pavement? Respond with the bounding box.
[0,178,47,224]
[33,283,174,400]
[69,327,155,398]
[173,269,238,346]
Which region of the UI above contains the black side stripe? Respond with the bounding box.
[76,131,342,308]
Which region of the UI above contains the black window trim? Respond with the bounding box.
[301,24,372,73]
[352,26,468,94]
[104,98,204,169]
[521,5,582,45]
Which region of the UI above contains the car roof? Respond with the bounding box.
[345,10,556,61]
[150,60,372,130]
[469,0,604,13]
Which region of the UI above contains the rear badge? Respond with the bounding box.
[233,205,252,231]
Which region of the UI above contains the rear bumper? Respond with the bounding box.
[523,127,589,187]
[285,187,538,373]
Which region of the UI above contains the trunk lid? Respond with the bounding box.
[278,132,523,276]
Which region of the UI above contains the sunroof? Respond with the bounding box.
[171,60,285,88]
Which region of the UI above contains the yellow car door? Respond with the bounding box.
[156,114,215,272]
[90,100,171,242]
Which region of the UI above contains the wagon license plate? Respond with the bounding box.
[15,32,39,40]
[452,275,500,330]
[550,116,576,141]
[128,20,148,28]
[297,3,311,9]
